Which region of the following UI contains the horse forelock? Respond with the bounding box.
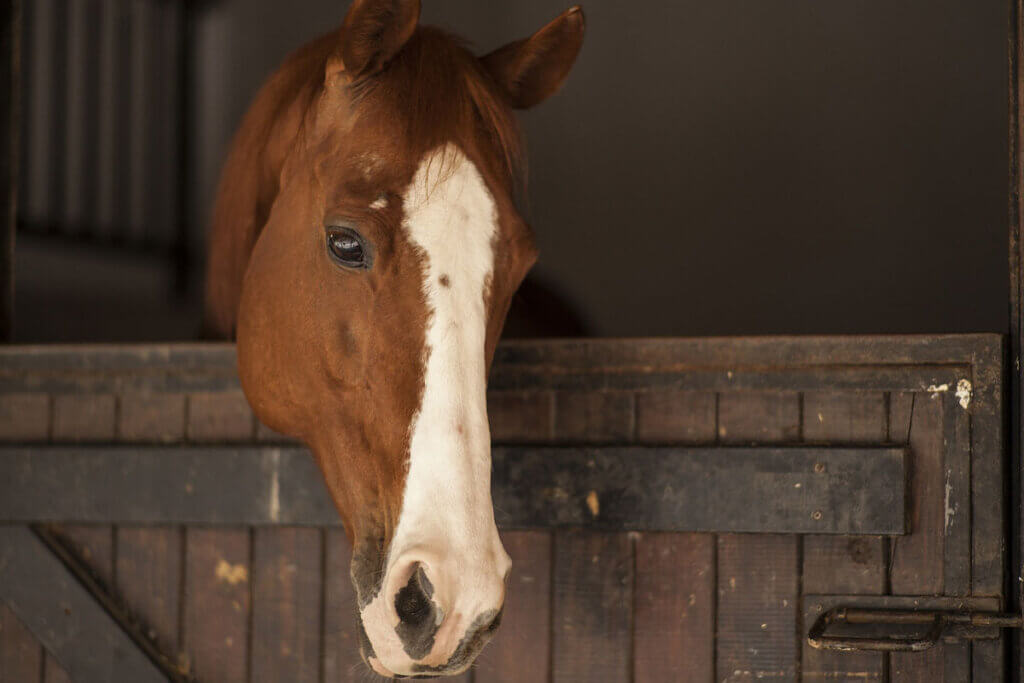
[342,27,525,193]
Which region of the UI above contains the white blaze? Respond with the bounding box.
[359,144,510,672]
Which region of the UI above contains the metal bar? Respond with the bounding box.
[808,606,1023,653]
[0,446,907,533]
[0,525,184,682]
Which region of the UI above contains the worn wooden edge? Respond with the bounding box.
[0,526,172,683]
[1013,5,1024,681]
[0,446,906,534]
[967,336,1006,600]
[944,394,973,597]
[494,334,1004,369]
[0,336,1001,394]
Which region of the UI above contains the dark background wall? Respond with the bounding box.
[13,0,1009,341]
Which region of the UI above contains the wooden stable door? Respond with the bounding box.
[0,336,1011,682]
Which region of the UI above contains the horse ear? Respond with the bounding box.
[334,0,421,79]
[481,6,585,110]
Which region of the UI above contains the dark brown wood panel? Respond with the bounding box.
[718,392,800,443]
[115,527,183,659]
[889,394,944,596]
[52,524,114,587]
[0,603,42,683]
[551,531,632,683]
[634,532,714,683]
[802,392,887,444]
[801,391,887,682]
[251,527,323,683]
[888,393,964,683]
[717,534,799,683]
[183,528,250,683]
[43,656,72,683]
[475,531,552,683]
[322,529,363,683]
[634,390,717,444]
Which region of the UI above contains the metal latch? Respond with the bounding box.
[808,606,1022,652]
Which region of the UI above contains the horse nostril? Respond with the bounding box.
[395,565,434,626]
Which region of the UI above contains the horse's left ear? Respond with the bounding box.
[481,6,585,110]
[332,0,421,80]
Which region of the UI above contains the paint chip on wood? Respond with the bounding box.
[215,560,248,586]
[955,379,972,410]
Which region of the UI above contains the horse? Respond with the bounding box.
[202,1,584,677]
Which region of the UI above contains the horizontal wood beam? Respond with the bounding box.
[0,446,905,534]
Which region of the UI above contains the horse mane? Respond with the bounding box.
[203,26,524,339]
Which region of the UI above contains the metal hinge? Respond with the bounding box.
[805,595,1020,653]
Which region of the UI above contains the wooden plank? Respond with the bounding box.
[50,524,114,587]
[968,337,1004,630]
[474,531,552,683]
[322,529,364,683]
[494,446,905,533]
[889,394,944,595]
[492,335,1002,371]
[250,527,322,683]
[551,531,632,683]
[634,533,713,683]
[0,337,996,397]
[801,391,886,682]
[718,392,800,443]
[717,534,799,683]
[553,391,634,443]
[43,655,73,683]
[634,390,717,444]
[0,526,168,682]
[0,446,339,525]
[0,602,42,683]
[942,394,971,596]
[0,446,908,534]
[182,528,250,683]
[888,392,949,683]
[115,527,183,658]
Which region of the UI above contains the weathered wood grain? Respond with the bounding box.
[182,528,250,683]
[801,391,886,682]
[475,531,552,683]
[888,393,952,682]
[0,603,42,683]
[889,394,943,596]
[1,446,908,535]
[322,529,363,683]
[250,527,322,683]
[634,390,717,444]
[52,524,114,587]
[717,534,799,683]
[718,392,800,443]
[634,532,714,683]
[115,526,183,660]
[551,531,632,683]
[0,526,168,682]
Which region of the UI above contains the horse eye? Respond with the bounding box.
[326,228,370,269]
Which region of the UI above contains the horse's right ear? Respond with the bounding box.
[331,0,420,80]
[482,6,585,109]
